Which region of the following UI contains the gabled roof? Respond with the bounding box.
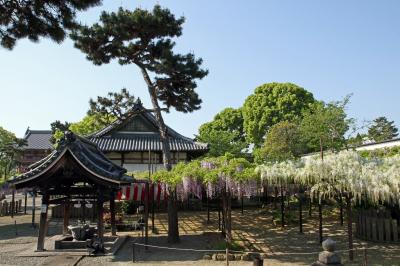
[88,101,208,153]
[23,129,53,150]
[11,132,132,189]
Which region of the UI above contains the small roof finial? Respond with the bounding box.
[136,97,142,106]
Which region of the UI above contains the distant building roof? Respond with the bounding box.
[23,129,53,150]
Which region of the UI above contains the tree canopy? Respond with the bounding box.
[255,121,306,163]
[368,116,399,142]
[0,0,101,49]
[197,108,247,157]
[71,5,208,113]
[242,82,315,146]
[0,127,25,179]
[299,97,353,155]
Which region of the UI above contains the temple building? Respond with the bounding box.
[18,102,208,173]
[18,129,53,172]
[88,102,209,172]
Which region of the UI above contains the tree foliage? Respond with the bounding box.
[88,88,137,123]
[197,108,247,156]
[0,0,101,49]
[299,97,353,154]
[71,5,208,113]
[368,116,398,142]
[255,121,306,163]
[0,127,26,179]
[242,82,315,146]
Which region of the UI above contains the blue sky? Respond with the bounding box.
[1,0,399,138]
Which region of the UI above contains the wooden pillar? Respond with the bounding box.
[63,200,70,235]
[144,182,149,250]
[11,189,15,218]
[151,184,155,233]
[37,192,49,251]
[32,191,36,228]
[97,195,104,244]
[110,191,117,236]
[299,194,303,233]
[24,192,27,214]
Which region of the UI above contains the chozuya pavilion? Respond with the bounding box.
[9,131,136,252]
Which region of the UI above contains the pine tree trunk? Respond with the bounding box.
[140,67,179,243]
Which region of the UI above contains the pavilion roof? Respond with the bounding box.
[10,132,132,189]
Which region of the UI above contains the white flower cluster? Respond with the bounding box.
[257,151,400,205]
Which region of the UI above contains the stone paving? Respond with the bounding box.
[1,195,400,265]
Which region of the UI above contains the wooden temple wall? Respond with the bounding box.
[356,209,399,242]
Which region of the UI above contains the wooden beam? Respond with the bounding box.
[11,190,15,218]
[37,192,49,251]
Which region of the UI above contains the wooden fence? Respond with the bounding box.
[0,199,23,216]
[356,209,399,242]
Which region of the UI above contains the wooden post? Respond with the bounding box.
[97,195,104,245]
[110,191,117,236]
[318,201,323,243]
[144,182,149,250]
[346,195,354,261]
[241,193,244,215]
[37,192,49,251]
[24,192,27,214]
[206,194,210,223]
[32,191,36,228]
[11,189,15,218]
[63,200,70,235]
[299,195,303,233]
[226,247,229,266]
[339,194,344,226]
[151,184,155,233]
[280,186,284,228]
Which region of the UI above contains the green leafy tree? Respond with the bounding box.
[368,116,398,142]
[255,121,306,163]
[71,5,208,243]
[197,108,247,156]
[242,82,315,147]
[0,0,101,49]
[299,97,353,158]
[0,127,26,180]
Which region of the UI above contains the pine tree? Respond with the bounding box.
[0,0,101,49]
[71,5,208,243]
[368,116,399,142]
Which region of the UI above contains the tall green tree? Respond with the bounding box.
[197,108,247,156]
[0,0,101,49]
[0,127,26,180]
[368,116,398,142]
[71,5,208,243]
[242,82,315,147]
[299,97,353,158]
[255,121,305,163]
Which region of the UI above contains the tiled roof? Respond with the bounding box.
[23,129,53,150]
[88,102,208,153]
[90,135,208,152]
[11,132,132,189]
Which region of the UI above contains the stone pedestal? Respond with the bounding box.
[311,238,343,266]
